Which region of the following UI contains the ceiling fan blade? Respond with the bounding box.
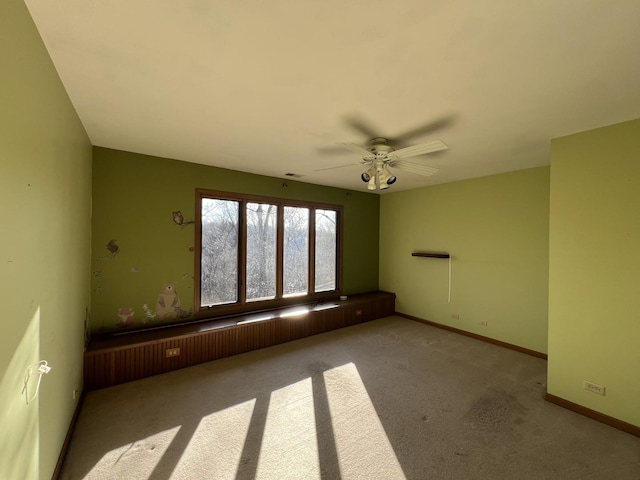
[314,161,367,172]
[336,142,376,158]
[388,139,448,160]
[390,160,439,177]
[344,115,380,139]
[393,115,456,143]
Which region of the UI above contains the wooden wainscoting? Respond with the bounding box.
[84,291,395,390]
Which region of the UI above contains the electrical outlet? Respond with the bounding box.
[479,321,488,326]
[584,381,605,396]
[73,389,78,400]
[450,314,460,320]
[166,347,181,358]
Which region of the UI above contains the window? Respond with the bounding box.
[315,209,337,292]
[283,206,309,297]
[246,202,277,302]
[196,189,342,315]
[201,198,239,306]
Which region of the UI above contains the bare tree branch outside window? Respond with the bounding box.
[283,206,309,296]
[201,198,239,306]
[246,203,277,301]
[315,209,337,292]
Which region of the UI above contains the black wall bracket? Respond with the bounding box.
[412,252,450,259]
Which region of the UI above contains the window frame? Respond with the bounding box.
[194,189,343,318]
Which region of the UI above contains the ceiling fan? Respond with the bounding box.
[317,114,453,190]
[317,136,448,190]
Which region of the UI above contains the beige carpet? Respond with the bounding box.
[61,316,640,479]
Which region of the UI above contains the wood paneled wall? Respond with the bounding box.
[84,291,395,390]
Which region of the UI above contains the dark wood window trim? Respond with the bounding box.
[194,189,344,319]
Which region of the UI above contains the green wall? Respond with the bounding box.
[91,147,380,333]
[380,167,550,354]
[548,119,640,427]
[0,1,92,479]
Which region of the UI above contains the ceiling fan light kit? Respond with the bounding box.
[361,167,374,183]
[363,163,397,190]
[380,169,397,189]
[361,165,391,190]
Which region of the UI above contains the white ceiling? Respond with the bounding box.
[25,0,640,193]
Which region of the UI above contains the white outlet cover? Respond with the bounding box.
[584,381,605,396]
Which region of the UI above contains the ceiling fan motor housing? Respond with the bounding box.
[369,138,393,155]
